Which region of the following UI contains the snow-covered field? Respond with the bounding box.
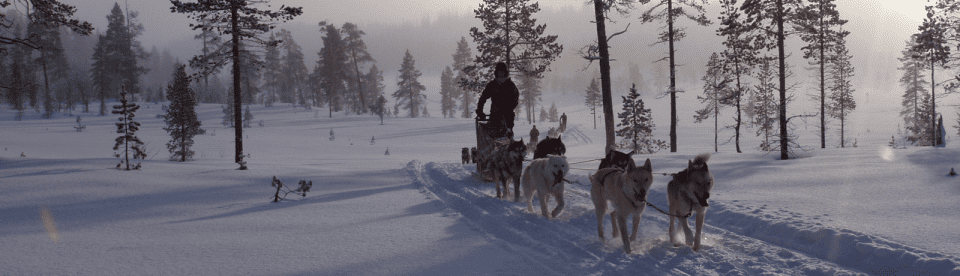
[2,97,960,275]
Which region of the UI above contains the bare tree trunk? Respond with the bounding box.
[231,2,244,165]
[777,0,789,160]
[668,0,677,152]
[593,0,616,153]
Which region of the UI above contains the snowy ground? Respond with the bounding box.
[2,99,960,275]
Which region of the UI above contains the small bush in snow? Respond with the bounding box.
[271,176,312,202]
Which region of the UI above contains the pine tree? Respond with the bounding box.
[28,21,69,118]
[548,102,559,122]
[912,5,951,146]
[539,107,548,123]
[0,0,93,47]
[171,0,303,165]
[315,23,348,117]
[742,0,804,159]
[584,77,601,129]
[588,0,641,153]
[370,94,388,125]
[393,50,426,118]
[8,61,26,120]
[112,86,145,170]
[794,0,848,149]
[363,64,385,113]
[617,84,664,154]
[452,37,475,118]
[277,29,307,106]
[90,34,110,115]
[694,53,731,153]
[900,35,931,145]
[163,64,201,162]
[639,0,712,153]
[717,0,757,153]
[752,57,779,151]
[826,37,856,148]
[463,0,563,90]
[262,33,281,106]
[194,17,224,104]
[341,22,375,113]
[439,66,457,118]
[103,3,147,99]
[243,105,253,127]
[517,60,542,124]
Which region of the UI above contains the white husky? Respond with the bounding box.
[522,155,570,218]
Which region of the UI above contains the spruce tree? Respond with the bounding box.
[8,61,26,120]
[277,29,306,106]
[370,94,388,125]
[584,77,601,129]
[752,57,780,151]
[440,66,457,118]
[113,86,146,170]
[163,64,201,162]
[393,50,426,118]
[548,102,558,122]
[617,84,664,154]
[517,60,542,124]
[243,105,253,127]
[90,34,109,115]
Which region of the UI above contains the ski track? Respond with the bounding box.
[407,160,960,275]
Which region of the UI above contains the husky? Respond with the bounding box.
[589,158,653,254]
[461,147,471,164]
[479,138,527,201]
[522,155,570,218]
[534,135,566,159]
[598,149,636,171]
[666,153,714,251]
[471,147,479,164]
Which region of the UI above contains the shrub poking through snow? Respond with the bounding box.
[113,86,146,170]
[270,176,312,202]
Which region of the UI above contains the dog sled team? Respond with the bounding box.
[472,62,715,254]
[474,138,715,254]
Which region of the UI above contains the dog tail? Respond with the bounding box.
[694,153,711,165]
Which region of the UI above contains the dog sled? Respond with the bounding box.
[473,117,511,182]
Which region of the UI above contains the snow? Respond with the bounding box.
[2,99,960,275]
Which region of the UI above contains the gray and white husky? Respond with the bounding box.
[589,158,653,254]
[666,153,714,251]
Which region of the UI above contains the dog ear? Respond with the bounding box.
[643,158,652,171]
[557,135,562,141]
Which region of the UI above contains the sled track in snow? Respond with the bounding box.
[405,161,960,275]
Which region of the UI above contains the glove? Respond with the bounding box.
[476,109,486,120]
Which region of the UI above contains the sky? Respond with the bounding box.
[55,0,931,63]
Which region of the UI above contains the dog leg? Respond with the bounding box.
[629,210,641,242]
[592,194,607,241]
[617,213,632,254]
[693,210,705,251]
[680,215,694,247]
[513,173,522,203]
[539,192,550,218]
[495,178,503,199]
[551,191,564,219]
[610,211,620,238]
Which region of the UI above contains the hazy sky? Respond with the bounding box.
[55,0,929,59]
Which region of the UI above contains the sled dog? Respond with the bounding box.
[534,135,566,159]
[462,147,471,164]
[479,138,527,201]
[471,147,479,164]
[598,149,636,171]
[666,153,714,251]
[522,155,570,218]
[589,158,653,254]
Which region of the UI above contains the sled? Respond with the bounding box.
[473,117,510,182]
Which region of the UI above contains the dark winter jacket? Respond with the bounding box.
[477,78,519,117]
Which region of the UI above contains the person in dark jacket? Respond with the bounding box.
[476,62,520,138]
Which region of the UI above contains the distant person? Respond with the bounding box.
[476,62,519,139]
[530,125,540,144]
[559,113,567,133]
